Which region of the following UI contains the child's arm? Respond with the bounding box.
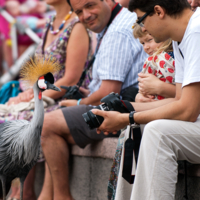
[135,92,156,103]
[138,73,176,98]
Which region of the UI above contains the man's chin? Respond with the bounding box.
[85,24,103,33]
[153,37,164,44]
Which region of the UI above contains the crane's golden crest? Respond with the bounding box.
[20,56,61,86]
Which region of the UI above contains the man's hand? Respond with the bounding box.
[59,99,78,107]
[91,109,129,135]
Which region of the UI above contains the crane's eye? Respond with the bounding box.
[38,76,47,90]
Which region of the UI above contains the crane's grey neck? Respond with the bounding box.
[30,83,44,132]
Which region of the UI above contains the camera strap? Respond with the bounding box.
[77,3,123,87]
[122,125,141,184]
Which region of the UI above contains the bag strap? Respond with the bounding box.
[122,125,141,184]
[77,3,123,87]
[178,42,184,59]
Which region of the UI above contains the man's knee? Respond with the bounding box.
[41,109,73,146]
[41,113,54,147]
[142,120,170,145]
[142,120,176,151]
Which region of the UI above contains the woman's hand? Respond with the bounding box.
[91,109,129,135]
[7,89,34,106]
[138,73,162,95]
[59,99,78,107]
[135,93,156,103]
[79,87,90,97]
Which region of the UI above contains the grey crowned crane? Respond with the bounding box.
[0,57,61,200]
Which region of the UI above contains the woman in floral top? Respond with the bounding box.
[5,0,93,199]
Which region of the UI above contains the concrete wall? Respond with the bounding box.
[34,139,200,200]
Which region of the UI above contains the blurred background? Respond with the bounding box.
[0,0,55,86]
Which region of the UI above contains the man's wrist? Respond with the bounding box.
[129,111,136,124]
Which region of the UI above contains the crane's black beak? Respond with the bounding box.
[46,81,61,92]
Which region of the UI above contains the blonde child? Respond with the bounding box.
[133,24,175,101]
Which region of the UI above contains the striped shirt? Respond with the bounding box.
[88,7,148,94]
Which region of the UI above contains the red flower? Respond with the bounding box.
[166,76,173,83]
[154,55,158,62]
[160,77,166,82]
[168,68,174,73]
[165,53,171,60]
[157,95,165,100]
[173,60,175,67]
[148,56,153,61]
[159,60,165,68]
[143,63,147,68]
[148,67,153,74]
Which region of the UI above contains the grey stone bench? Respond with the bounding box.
[34,138,200,200]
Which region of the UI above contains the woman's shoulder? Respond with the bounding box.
[63,16,91,36]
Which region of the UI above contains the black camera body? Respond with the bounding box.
[61,85,84,100]
[82,92,130,129]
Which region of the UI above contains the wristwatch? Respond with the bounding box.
[129,111,136,124]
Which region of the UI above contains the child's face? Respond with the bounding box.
[139,34,162,56]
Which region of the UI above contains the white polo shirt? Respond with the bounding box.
[173,7,200,87]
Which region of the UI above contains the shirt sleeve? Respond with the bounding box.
[173,41,184,84]
[95,31,135,82]
[182,32,200,87]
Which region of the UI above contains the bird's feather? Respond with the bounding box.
[20,56,61,87]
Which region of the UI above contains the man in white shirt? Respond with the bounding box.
[92,0,200,199]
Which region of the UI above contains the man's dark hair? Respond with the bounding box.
[129,0,191,16]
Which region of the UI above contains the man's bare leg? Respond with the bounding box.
[40,109,75,200]
[38,163,53,200]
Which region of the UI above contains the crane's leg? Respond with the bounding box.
[0,175,6,200]
[19,177,25,200]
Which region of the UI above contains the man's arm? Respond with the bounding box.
[60,80,122,107]
[132,83,181,112]
[80,80,122,105]
[134,82,200,123]
[93,82,200,134]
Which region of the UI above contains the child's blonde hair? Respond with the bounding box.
[133,23,148,39]
[133,23,173,56]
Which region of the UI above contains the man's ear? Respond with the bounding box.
[154,5,165,19]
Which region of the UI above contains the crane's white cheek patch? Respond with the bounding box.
[38,79,47,90]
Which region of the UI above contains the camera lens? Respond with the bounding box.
[82,111,103,129]
[82,105,108,129]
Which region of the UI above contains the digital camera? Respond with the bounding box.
[61,85,84,100]
[82,92,130,129]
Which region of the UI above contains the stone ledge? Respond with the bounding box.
[71,137,118,159]
[71,138,200,178]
